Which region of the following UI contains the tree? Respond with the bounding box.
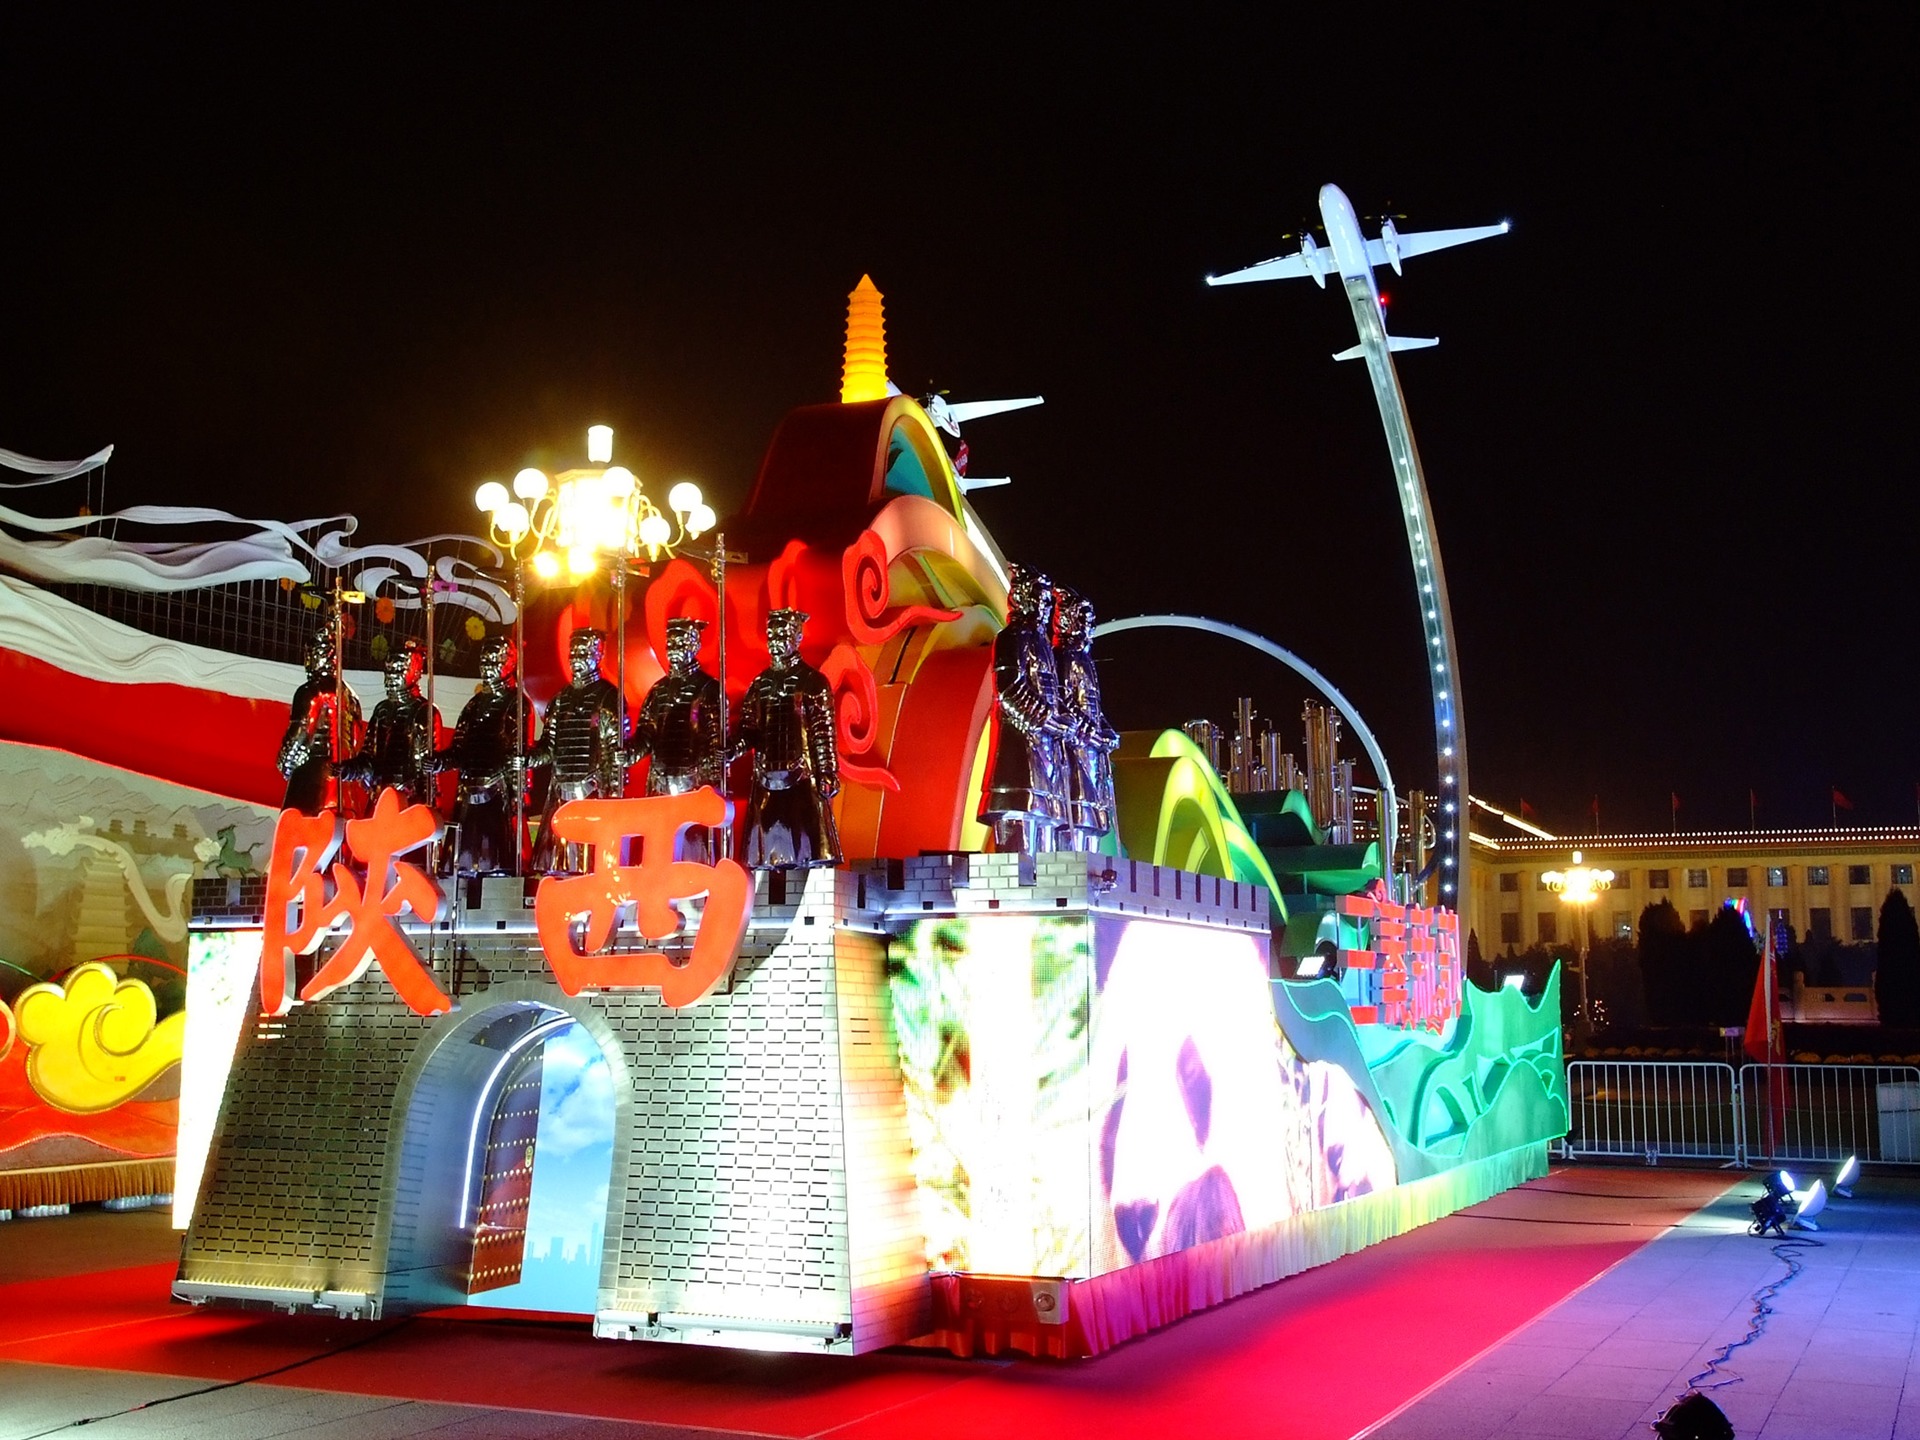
[1877,888,1920,1027]
[1584,935,1646,1030]
[1703,904,1760,1026]
[1465,929,1497,992]
[1638,900,1702,1025]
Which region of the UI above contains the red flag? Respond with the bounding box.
[1743,941,1779,1065]
[1832,787,1854,811]
[1519,798,1536,819]
[1670,791,1680,812]
[1744,920,1789,1156]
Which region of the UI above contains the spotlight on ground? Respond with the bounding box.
[1653,1391,1734,1440]
[1834,1154,1858,1198]
[1791,1179,1828,1230]
[1643,1390,1735,1436]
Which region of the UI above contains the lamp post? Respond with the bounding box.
[1541,850,1615,1039]
[474,426,719,868]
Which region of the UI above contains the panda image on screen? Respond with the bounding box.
[1090,917,1396,1270]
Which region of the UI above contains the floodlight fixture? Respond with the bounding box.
[1834,1154,1858,1198]
[1750,1170,1795,1236]
[1791,1179,1828,1230]
[1503,971,1527,991]
[1652,1391,1734,1440]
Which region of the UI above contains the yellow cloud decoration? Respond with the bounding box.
[13,963,186,1114]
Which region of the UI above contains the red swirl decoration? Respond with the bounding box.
[841,530,959,648]
[822,643,898,791]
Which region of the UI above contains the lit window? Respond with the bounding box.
[1648,869,1670,890]
[1809,866,1830,886]
[1896,864,1914,885]
[1767,867,1788,887]
[1613,910,1633,938]
[1686,868,1708,889]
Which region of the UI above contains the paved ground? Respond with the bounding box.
[1363,1170,1920,1440]
[2,1170,1915,1439]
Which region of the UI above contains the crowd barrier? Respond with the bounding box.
[1564,1060,1920,1167]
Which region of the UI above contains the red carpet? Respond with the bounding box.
[0,1167,1736,1440]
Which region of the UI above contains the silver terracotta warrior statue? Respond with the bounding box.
[528,627,627,873]
[633,618,726,796]
[979,562,1069,852]
[437,637,529,875]
[276,615,362,814]
[632,617,727,862]
[735,608,841,869]
[343,638,441,808]
[1052,585,1119,850]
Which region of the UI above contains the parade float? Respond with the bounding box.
[0,274,1565,1357]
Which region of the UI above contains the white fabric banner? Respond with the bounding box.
[0,444,115,482]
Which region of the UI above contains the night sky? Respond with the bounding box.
[3,11,1913,834]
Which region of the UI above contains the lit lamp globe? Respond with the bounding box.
[667,480,703,515]
[637,513,672,553]
[475,480,509,516]
[687,502,717,536]
[513,467,549,501]
[603,466,636,498]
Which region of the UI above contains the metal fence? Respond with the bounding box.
[1563,1060,1920,1167]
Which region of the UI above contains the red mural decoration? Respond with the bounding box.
[532,787,752,1008]
[623,525,953,795]
[839,528,960,647]
[261,789,450,1018]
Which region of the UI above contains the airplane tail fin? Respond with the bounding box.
[1333,335,1439,361]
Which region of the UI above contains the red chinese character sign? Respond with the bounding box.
[260,787,752,1018]
[532,787,752,1008]
[261,788,451,1017]
[1332,888,1462,1034]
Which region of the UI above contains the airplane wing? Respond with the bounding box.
[945,396,1043,425]
[1366,221,1508,266]
[1206,253,1316,286]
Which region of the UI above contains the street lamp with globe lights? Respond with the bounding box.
[474,425,724,854]
[1541,850,1615,1039]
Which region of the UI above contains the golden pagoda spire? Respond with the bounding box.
[840,274,890,404]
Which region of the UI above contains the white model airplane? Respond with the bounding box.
[1207,183,1508,360]
[920,392,1043,492]
[922,392,1044,438]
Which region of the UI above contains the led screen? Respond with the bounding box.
[889,911,1400,1282]
[1089,917,1395,1273]
[469,1022,614,1314]
[174,928,262,1228]
[889,915,1092,1277]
